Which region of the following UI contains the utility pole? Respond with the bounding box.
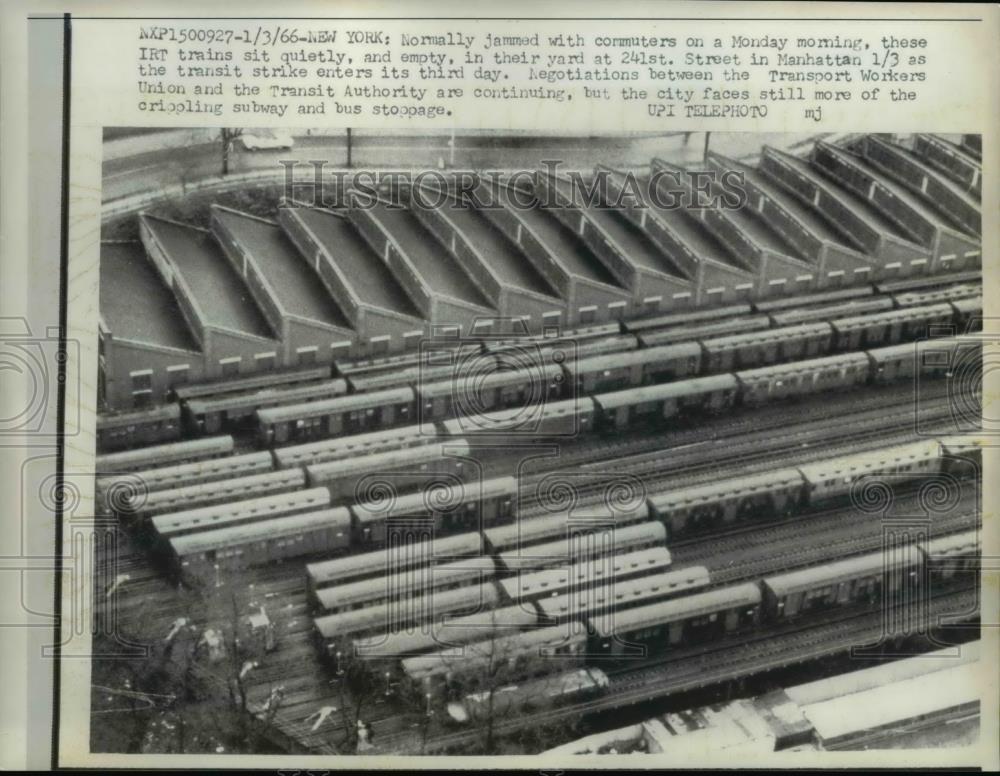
[346,128,353,169]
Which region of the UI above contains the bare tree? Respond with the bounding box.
[219,129,244,176]
[324,641,389,753]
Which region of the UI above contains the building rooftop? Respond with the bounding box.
[769,147,918,244]
[547,174,687,279]
[823,143,965,233]
[100,241,200,352]
[140,215,275,339]
[212,207,352,329]
[516,204,622,286]
[786,641,980,707]
[869,139,981,233]
[801,661,979,745]
[678,164,808,262]
[631,172,749,270]
[286,206,423,319]
[367,201,494,309]
[442,188,560,295]
[718,155,852,246]
[487,181,621,287]
[593,207,688,278]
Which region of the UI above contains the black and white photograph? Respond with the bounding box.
[90,126,984,757]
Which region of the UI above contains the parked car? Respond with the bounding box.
[238,130,294,151]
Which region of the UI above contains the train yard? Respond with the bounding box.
[91,279,984,753]
[92,131,984,755]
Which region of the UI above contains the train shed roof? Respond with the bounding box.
[283,205,423,319]
[428,182,561,297]
[365,200,495,310]
[139,214,275,339]
[100,241,200,353]
[486,179,623,288]
[211,206,353,330]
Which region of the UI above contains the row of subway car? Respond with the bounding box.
[96,312,984,523]
[302,438,979,667]
[95,277,981,452]
[98,318,984,491]
[104,429,979,588]
[332,528,980,706]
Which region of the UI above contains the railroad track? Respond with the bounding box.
[90,385,979,755]
[679,501,978,577]
[527,382,945,472]
[516,396,959,518]
[283,509,980,754]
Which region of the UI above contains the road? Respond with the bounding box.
[101,131,833,203]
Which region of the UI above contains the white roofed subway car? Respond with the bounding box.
[306,521,674,664]
[171,507,352,586]
[305,531,484,601]
[96,450,273,499]
[124,468,307,519]
[270,424,433,469]
[303,440,473,501]
[493,521,668,574]
[649,439,949,540]
[350,475,517,546]
[314,582,503,667]
[312,555,498,616]
[96,434,235,474]
[170,365,331,403]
